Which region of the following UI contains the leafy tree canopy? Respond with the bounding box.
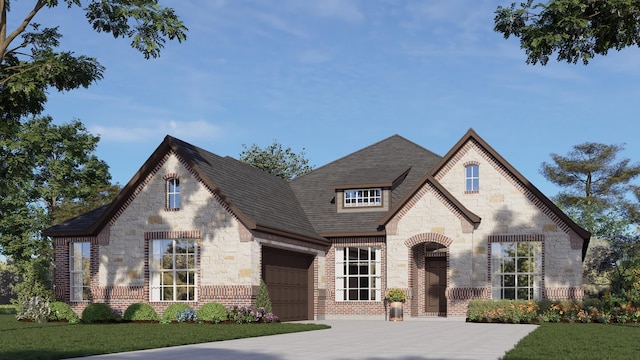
[239,140,314,181]
[0,116,118,262]
[494,0,640,65]
[541,142,640,224]
[0,0,187,133]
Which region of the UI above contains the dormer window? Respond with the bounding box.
[344,188,382,207]
[465,164,479,192]
[166,177,180,210]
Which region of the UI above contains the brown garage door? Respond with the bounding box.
[262,247,313,321]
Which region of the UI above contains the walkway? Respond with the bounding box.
[80,318,537,360]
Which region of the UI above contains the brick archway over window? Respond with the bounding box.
[404,233,453,249]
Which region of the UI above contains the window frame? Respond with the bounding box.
[149,238,198,302]
[490,241,542,301]
[343,188,382,208]
[465,164,479,192]
[335,247,382,301]
[69,242,90,301]
[166,177,180,210]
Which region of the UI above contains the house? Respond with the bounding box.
[43,129,590,321]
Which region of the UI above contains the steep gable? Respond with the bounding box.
[430,128,591,258]
[44,136,326,246]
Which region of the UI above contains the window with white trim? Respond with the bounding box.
[335,247,381,301]
[166,178,180,209]
[344,188,381,207]
[491,241,542,300]
[465,164,479,192]
[70,242,90,301]
[150,239,197,301]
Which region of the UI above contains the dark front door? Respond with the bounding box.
[425,256,446,314]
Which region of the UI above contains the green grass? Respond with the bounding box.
[0,314,330,360]
[502,322,640,360]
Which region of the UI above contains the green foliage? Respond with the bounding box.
[16,296,50,323]
[239,140,314,180]
[48,302,79,323]
[10,259,54,315]
[0,305,16,314]
[0,1,187,130]
[123,303,159,322]
[81,303,119,323]
[0,313,329,359]
[385,288,407,303]
[255,280,273,314]
[467,299,539,323]
[161,303,193,322]
[585,235,640,295]
[0,259,18,303]
[196,302,228,323]
[494,0,640,65]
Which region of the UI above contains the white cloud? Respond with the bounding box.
[91,120,222,143]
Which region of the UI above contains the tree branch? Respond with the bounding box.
[1,0,47,61]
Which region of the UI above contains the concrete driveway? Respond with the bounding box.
[80,318,537,360]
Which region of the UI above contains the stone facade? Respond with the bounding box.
[49,131,588,320]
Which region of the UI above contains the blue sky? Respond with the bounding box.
[14,1,640,198]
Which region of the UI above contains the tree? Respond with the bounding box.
[0,0,188,134]
[0,116,116,262]
[541,142,640,234]
[585,234,640,295]
[239,140,313,181]
[494,0,640,65]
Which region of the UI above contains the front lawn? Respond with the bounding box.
[0,314,330,360]
[502,322,640,360]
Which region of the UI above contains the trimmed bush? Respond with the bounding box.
[48,301,79,322]
[255,280,273,314]
[467,299,538,323]
[82,303,119,323]
[162,303,193,322]
[197,302,228,323]
[123,303,159,322]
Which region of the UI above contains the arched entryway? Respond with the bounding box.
[405,233,452,317]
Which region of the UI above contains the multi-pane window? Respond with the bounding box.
[335,247,381,301]
[344,188,382,207]
[166,178,180,209]
[465,164,479,192]
[491,242,542,300]
[70,242,90,301]
[150,239,197,301]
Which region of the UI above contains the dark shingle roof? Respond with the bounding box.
[290,135,443,235]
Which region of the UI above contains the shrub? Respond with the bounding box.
[228,305,279,324]
[162,303,193,322]
[255,280,273,314]
[0,305,17,315]
[16,296,50,323]
[176,308,197,322]
[48,301,80,322]
[467,299,537,323]
[385,288,406,303]
[123,303,159,322]
[197,302,228,323]
[82,303,119,323]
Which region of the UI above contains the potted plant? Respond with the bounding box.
[386,288,406,321]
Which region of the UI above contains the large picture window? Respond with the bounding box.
[150,239,197,301]
[70,242,90,301]
[344,188,382,207]
[491,241,542,300]
[335,247,381,301]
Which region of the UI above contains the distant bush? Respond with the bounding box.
[0,305,16,315]
[48,301,80,323]
[161,303,193,322]
[197,302,228,323]
[82,303,119,323]
[123,303,159,322]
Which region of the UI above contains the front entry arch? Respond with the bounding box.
[406,233,451,317]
